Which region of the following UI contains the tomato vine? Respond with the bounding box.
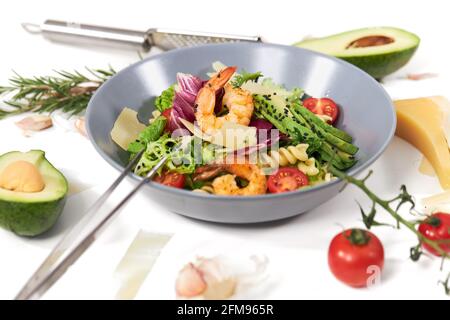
[330,167,450,295]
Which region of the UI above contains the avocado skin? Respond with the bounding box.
[0,196,66,237]
[294,27,420,79]
[339,46,419,79]
[0,150,68,237]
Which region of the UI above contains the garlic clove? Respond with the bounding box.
[175,257,238,300]
[15,115,53,131]
[75,117,87,137]
[175,263,207,298]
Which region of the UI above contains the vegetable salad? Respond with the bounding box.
[111,62,358,195]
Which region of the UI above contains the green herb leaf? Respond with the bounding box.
[154,85,175,112]
[127,116,167,155]
[231,70,263,88]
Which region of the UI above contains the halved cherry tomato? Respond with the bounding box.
[328,228,384,288]
[303,97,339,124]
[154,171,185,189]
[418,212,450,256]
[161,108,172,132]
[267,167,309,194]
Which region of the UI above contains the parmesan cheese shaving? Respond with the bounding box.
[179,119,257,150]
[110,108,146,150]
[431,96,450,150]
[422,190,450,208]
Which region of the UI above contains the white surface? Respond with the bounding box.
[0,0,449,300]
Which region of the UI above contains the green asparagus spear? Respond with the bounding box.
[310,121,359,155]
[319,143,356,170]
[280,117,322,152]
[290,105,358,155]
[291,101,353,143]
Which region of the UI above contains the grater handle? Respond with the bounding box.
[26,20,151,51]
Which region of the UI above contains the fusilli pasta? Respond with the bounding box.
[260,144,320,176]
[193,185,215,194]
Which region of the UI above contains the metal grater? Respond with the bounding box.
[22,20,262,51]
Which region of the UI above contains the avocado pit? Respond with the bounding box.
[0,150,68,236]
[0,160,45,193]
[346,35,395,49]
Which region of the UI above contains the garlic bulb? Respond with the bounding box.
[176,263,208,298]
[175,255,269,300]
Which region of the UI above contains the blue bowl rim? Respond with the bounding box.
[86,42,396,201]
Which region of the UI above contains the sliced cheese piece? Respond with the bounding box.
[179,118,214,143]
[110,108,146,150]
[114,231,172,300]
[394,96,450,189]
[421,190,450,214]
[179,119,257,151]
[430,96,450,148]
[217,122,257,150]
[418,156,436,177]
[422,190,450,207]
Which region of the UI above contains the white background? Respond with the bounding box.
[0,0,450,300]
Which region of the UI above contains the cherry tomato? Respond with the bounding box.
[154,171,185,189]
[161,108,172,132]
[418,212,450,256]
[328,228,384,288]
[267,167,309,194]
[303,97,339,124]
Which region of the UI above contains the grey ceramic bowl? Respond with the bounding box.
[86,43,395,223]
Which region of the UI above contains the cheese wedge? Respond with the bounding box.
[394,96,450,189]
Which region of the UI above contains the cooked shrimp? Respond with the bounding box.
[195,67,254,133]
[212,164,267,196]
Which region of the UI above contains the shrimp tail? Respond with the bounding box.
[208,66,237,90]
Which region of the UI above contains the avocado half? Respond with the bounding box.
[0,150,68,236]
[294,27,420,79]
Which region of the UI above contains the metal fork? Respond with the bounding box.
[15,150,168,300]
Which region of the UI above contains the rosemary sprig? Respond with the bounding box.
[330,167,450,295]
[0,66,116,119]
